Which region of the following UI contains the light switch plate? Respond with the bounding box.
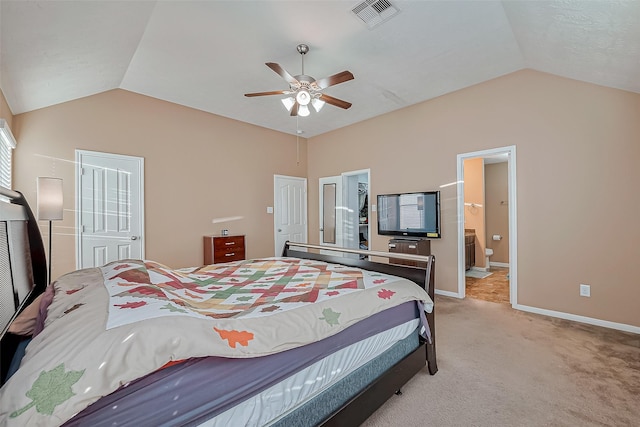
[266,206,273,214]
[579,284,590,297]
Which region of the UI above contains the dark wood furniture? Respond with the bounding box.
[0,187,48,383]
[282,241,437,427]
[203,235,245,265]
[388,238,431,268]
[465,231,476,270]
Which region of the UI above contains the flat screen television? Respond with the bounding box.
[377,191,441,238]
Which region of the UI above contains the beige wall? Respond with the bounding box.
[308,69,640,328]
[463,158,486,268]
[12,89,307,279]
[485,162,509,263]
[9,70,640,328]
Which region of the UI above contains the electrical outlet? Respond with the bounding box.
[579,284,591,297]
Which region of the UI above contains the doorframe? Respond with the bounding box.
[318,175,343,249]
[456,145,517,306]
[341,169,371,252]
[75,150,145,269]
[318,169,371,256]
[273,174,308,256]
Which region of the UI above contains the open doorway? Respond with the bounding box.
[456,146,517,306]
[319,169,370,258]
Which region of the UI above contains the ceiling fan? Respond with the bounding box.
[244,44,354,117]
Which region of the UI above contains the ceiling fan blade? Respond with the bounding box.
[319,94,352,109]
[266,62,299,86]
[290,102,299,116]
[315,71,354,89]
[244,90,289,97]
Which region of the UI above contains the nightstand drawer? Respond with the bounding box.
[214,250,244,263]
[213,236,244,251]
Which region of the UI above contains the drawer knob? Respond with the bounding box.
[225,242,236,246]
[225,252,235,257]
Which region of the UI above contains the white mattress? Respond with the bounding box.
[198,318,420,427]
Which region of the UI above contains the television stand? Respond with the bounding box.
[388,238,431,268]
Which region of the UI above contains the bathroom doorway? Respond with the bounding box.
[456,146,517,306]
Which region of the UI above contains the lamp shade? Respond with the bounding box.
[37,177,63,221]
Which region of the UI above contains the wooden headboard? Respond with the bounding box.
[0,186,47,383]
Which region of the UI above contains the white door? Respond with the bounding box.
[274,175,307,256]
[76,150,145,268]
[319,176,343,251]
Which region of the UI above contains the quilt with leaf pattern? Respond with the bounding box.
[0,257,432,426]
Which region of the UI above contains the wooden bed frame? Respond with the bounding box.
[0,185,437,425]
[282,241,437,426]
[0,187,47,383]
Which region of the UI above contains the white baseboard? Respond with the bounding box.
[435,289,462,298]
[490,261,509,268]
[513,304,640,334]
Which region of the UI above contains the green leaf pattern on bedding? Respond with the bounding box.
[319,307,341,326]
[10,364,84,419]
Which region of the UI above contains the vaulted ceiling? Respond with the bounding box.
[1,1,639,138]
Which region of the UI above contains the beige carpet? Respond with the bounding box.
[362,296,640,427]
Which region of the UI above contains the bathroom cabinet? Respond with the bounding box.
[465,232,475,270]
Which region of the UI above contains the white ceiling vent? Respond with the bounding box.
[352,0,400,29]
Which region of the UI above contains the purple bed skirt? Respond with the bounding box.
[63,301,420,426]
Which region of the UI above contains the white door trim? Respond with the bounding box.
[319,176,343,249]
[273,175,308,256]
[456,145,517,306]
[75,150,145,269]
[341,169,371,253]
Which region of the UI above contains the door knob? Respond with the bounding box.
[131,236,139,240]
[278,229,282,232]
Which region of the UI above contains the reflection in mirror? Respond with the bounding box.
[323,183,336,244]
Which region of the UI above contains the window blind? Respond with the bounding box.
[0,119,16,190]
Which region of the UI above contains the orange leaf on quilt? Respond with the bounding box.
[160,359,185,370]
[184,290,203,299]
[213,327,254,349]
[294,283,311,288]
[373,279,387,284]
[377,288,395,300]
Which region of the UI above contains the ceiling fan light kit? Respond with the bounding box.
[245,44,354,117]
[296,89,311,106]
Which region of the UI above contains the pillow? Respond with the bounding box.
[7,293,43,336]
[33,284,55,337]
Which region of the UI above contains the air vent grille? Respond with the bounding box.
[352,0,400,29]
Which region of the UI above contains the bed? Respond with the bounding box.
[0,185,437,426]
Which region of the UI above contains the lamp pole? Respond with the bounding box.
[48,220,53,284]
[37,177,63,284]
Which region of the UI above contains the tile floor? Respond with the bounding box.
[465,266,510,304]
